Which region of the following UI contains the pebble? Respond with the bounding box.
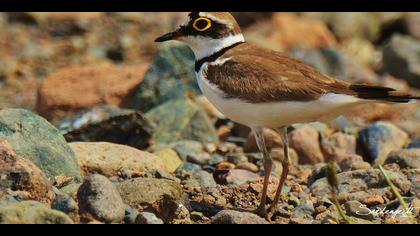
[211,210,269,224]
[153,148,183,173]
[289,126,325,164]
[385,149,420,169]
[124,205,139,224]
[235,162,260,173]
[77,174,126,223]
[344,200,374,220]
[135,212,164,224]
[358,122,409,165]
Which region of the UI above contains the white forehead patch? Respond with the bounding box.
[198,12,233,29]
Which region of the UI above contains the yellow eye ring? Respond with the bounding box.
[193,17,212,32]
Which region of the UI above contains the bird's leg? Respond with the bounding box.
[268,127,290,215]
[252,127,273,218]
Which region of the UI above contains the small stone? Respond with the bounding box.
[289,126,324,164]
[216,162,236,170]
[344,200,374,220]
[176,162,202,175]
[385,149,420,169]
[52,193,79,222]
[135,212,164,224]
[153,148,183,173]
[124,205,139,224]
[70,142,165,177]
[227,153,248,165]
[412,198,420,216]
[358,122,409,165]
[383,34,420,88]
[321,132,356,162]
[338,154,371,171]
[408,139,420,149]
[116,178,184,213]
[188,152,211,165]
[171,140,204,162]
[192,170,217,194]
[214,169,260,185]
[77,174,125,223]
[235,162,259,173]
[208,154,225,166]
[211,210,269,224]
[360,195,385,206]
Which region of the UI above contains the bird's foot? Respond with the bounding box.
[254,203,268,219]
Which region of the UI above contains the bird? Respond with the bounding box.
[155,12,419,218]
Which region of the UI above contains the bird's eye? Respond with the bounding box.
[193,17,212,32]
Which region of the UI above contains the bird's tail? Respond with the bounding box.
[349,84,420,103]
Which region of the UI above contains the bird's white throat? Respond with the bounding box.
[181,34,245,61]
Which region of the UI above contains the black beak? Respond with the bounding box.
[154,31,181,42]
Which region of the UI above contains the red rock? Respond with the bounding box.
[271,13,337,50]
[0,138,55,204]
[289,126,324,164]
[37,63,150,120]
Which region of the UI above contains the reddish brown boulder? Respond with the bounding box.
[37,63,150,120]
[0,138,55,204]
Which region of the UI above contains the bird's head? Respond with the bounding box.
[155,12,245,60]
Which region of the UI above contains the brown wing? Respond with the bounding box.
[204,44,354,103]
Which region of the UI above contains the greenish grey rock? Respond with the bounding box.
[0,109,82,182]
[383,34,420,88]
[59,183,81,199]
[133,42,199,112]
[146,98,218,144]
[171,140,204,162]
[0,201,73,224]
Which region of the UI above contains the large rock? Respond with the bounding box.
[0,108,82,182]
[383,34,420,88]
[289,126,324,164]
[59,105,155,149]
[77,174,126,223]
[132,42,199,112]
[0,138,55,204]
[0,201,73,224]
[358,122,409,165]
[37,63,150,120]
[117,177,184,212]
[69,142,165,177]
[211,210,269,224]
[385,149,420,169]
[145,98,218,144]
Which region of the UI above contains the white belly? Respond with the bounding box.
[197,63,365,128]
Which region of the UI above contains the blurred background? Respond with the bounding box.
[1,12,420,135]
[1,12,420,224]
